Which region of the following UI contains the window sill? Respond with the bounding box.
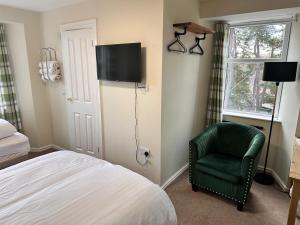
[223,111,282,123]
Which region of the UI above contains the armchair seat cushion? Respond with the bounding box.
[195,153,242,184]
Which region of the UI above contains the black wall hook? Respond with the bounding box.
[189,33,206,55]
[167,27,187,53]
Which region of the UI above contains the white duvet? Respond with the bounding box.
[0,151,177,225]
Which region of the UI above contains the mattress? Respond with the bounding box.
[0,132,30,158]
[0,151,177,225]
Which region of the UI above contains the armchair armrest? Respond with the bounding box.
[241,133,265,178]
[190,125,217,161]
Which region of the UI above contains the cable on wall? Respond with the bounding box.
[134,83,148,166]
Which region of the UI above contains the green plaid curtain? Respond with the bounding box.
[0,24,22,131]
[206,23,228,127]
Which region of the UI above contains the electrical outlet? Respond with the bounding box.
[143,84,149,92]
[139,146,150,157]
[138,84,149,94]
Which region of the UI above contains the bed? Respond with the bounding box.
[0,151,177,225]
[0,119,30,167]
[0,132,30,164]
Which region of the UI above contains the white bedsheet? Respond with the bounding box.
[0,119,17,139]
[0,151,177,225]
[0,132,30,157]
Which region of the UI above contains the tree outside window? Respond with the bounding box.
[224,22,290,117]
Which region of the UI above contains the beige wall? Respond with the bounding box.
[199,0,300,18]
[274,19,300,184]
[41,0,164,184]
[296,110,300,138]
[5,23,37,145]
[2,0,297,187]
[161,0,214,184]
[0,6,53,147]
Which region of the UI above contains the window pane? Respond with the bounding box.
[229,23,286,59]
[224,63,276,116]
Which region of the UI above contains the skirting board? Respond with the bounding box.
[161,163,189,190]
[160,163,289,192]
[257,165,289,192]
[30,144,64,152]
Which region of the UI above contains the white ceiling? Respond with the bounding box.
[0,0,88,12]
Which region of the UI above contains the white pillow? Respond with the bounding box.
[0,119,17,139]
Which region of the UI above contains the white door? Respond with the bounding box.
[61,20,102,158]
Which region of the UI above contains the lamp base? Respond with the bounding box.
[254,172,274,185]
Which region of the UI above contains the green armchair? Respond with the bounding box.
[189,122,265,211]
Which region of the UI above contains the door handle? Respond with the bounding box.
[67,97,73,102]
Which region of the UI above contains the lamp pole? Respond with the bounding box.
[254,82,279,185]
[254,61,298,185]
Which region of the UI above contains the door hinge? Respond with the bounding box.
[98,147,100,152]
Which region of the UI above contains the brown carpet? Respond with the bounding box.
[166,171,300,225]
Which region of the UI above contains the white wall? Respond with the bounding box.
[161,0,214,184]
[296,110,300,138]
[274,19,300,184]
[3,0,297,188]
[199,0,300,18]
[0,5,53,147]
[41,0,164,184]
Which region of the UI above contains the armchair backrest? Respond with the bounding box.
[215,122,263,158]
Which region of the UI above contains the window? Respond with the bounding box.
[223,21,291,118]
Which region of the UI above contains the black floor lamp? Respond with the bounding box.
[254,62,298,185]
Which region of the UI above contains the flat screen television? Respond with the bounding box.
[96,43,142,82]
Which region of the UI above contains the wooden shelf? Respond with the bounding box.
[173,22,215,34]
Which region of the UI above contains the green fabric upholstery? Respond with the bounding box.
[196,153,242,184]
[189,122,265,208]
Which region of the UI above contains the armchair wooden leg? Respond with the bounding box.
[192,184,198,192]
[237,203,244,211]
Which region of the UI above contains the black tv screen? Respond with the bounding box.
[96,43,142,82]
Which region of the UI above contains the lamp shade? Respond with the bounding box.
[263,62,298,82]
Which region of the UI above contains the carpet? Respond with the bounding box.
[166,171,300,225]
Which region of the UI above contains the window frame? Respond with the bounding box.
[223,19,292,119]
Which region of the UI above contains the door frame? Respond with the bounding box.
[60,19,103,158]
